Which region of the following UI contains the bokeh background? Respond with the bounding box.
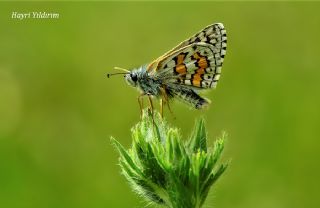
[0,1,319,208]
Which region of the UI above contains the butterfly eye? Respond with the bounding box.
[131,73,138,82]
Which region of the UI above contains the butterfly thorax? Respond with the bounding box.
[125,66,162,96]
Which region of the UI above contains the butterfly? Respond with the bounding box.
[108,23,227,117]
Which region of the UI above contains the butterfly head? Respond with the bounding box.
[107,67,142,88]
[125,72,138,87]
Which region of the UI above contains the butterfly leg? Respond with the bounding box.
[137,93,145,118]
[166,99,175,119]
[147,94,155,125]
[147,94,153,112]
[160,87,175,119]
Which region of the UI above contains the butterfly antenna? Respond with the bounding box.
[106,72,128,78]
[114,66,130,73]
[107,67,130,78]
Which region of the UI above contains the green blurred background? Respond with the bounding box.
[0,1,319,208]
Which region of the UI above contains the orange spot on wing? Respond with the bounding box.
[196,68,205,74]
[193,52,208,70]
[177,54,185,65]
[192,68,206,88]
[193,74,201,81]
[193,72,203,87]
[192,79,201,87]
[175,53,187,75]
[176,65,187,74]
[198,57,208,69]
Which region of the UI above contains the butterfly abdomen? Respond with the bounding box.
[169,86,209,109]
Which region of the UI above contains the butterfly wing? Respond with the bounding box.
[147,23,227,73]
[148,23,227,109]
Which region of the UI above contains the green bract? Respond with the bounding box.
[111,110,228,208]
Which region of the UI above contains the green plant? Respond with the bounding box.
[111,110,228,208]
